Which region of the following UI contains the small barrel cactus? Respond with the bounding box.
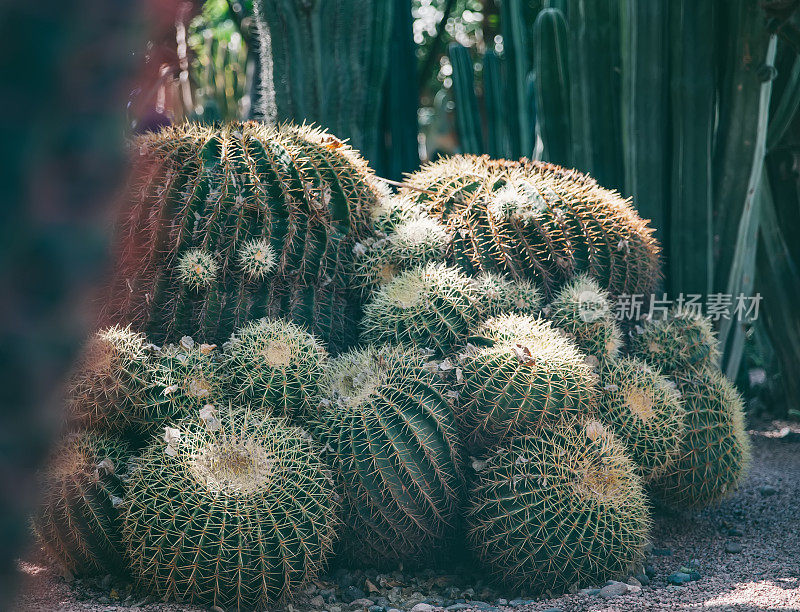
[597,357,686,482]
[354,216,450,296]
[547,274,623,361]
[466,418,650,593]
[66,325,150,433]
[472,272,542,318]
[101,122,381,350]
[628,310,719,375]
[458,315,598,450]
[318,345,463,567]
[123,406,339,609]
[361,262,479,354]
[400,155,661,298]
[225,318,327,420]
[32,431,130,576]
[144,337,227,433]
[650,370,751,508]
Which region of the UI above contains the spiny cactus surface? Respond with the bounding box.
[318,345,463,567]
[650,370,751,508]
[458,315,598,450]
[547,274,623,361]
[629,310,720,375]
[225,318,327,420]
[144,337,227,433]
[123,406,339,609]
[66,326,150,433]
[400,155,661,298]
[472,272,542,318]
[467,418,650,592]
[598,357,685,482]
[33,432,130,576]
[101,122,381,350]
[361,262,479,354]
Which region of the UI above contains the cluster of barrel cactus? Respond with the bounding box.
[35,127,751,605]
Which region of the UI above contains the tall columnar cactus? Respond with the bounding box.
[547,274,623,362]
[67,326,150,433]
[598,357,685,482]
[448,43,484,154]
[458,315,598,450]
[628,310,720,375]
[650,370,751,508]
[532,8,571,167]
[144,337,227,433]
[472,272,542,318]
[225,318,327,420]
[101,122,381,351]
[32,432,130,576]
[400,155,661,299]
[361,262,479,354]
[318,345,463,566]
[467,418,650,593]
[123,407,339,609]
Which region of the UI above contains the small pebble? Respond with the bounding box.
[579,588,601,596]
[542,608,563,612]
[599,582,628,598]
[668,572,691,586]
[311,597,325,608]
[645,565,656,578]
[634,573,650,586]
[759,484,778,497]
[627,576,642,587]
[410,604,435,612]
[725,541,744,554]
[351,599,375,609]
[446,605,470,611]
[368,607,385,612]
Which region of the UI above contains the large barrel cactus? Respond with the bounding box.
[101,122,383,350]
[400,155,661,298]
[123,406,339,609]
[650,370,751,508]
[458,315,598,450]
[597,357,685,482]
[318,345,463,567]
[467,418,650,593]
[32,432,130,577]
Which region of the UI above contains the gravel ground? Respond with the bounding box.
[13,420,800,612]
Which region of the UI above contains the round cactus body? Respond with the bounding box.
[101,122,381,350]
[225,318,327,420]
[123,407,339,609]
[319,345,463,566]
[472,272,542,318]
[33,431,130,576]
[466,418,650,593]
[458,315,598,450]
[144,338,227,433]
[361,262,479,354]
[400,155,661,299]
[598,357,685,482]
[67,325,150,433]
[547,274,623,361]
[629,310,720,374]
[650,370,750,508]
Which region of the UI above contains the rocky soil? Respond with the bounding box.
[13,420,800,612]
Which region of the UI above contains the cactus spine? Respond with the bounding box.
[33,432,130,576]
[123,406,339,609]
[101,122,380,350]
[472,272,542,318]
[319,345,463,566]
[467,418,650,592]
